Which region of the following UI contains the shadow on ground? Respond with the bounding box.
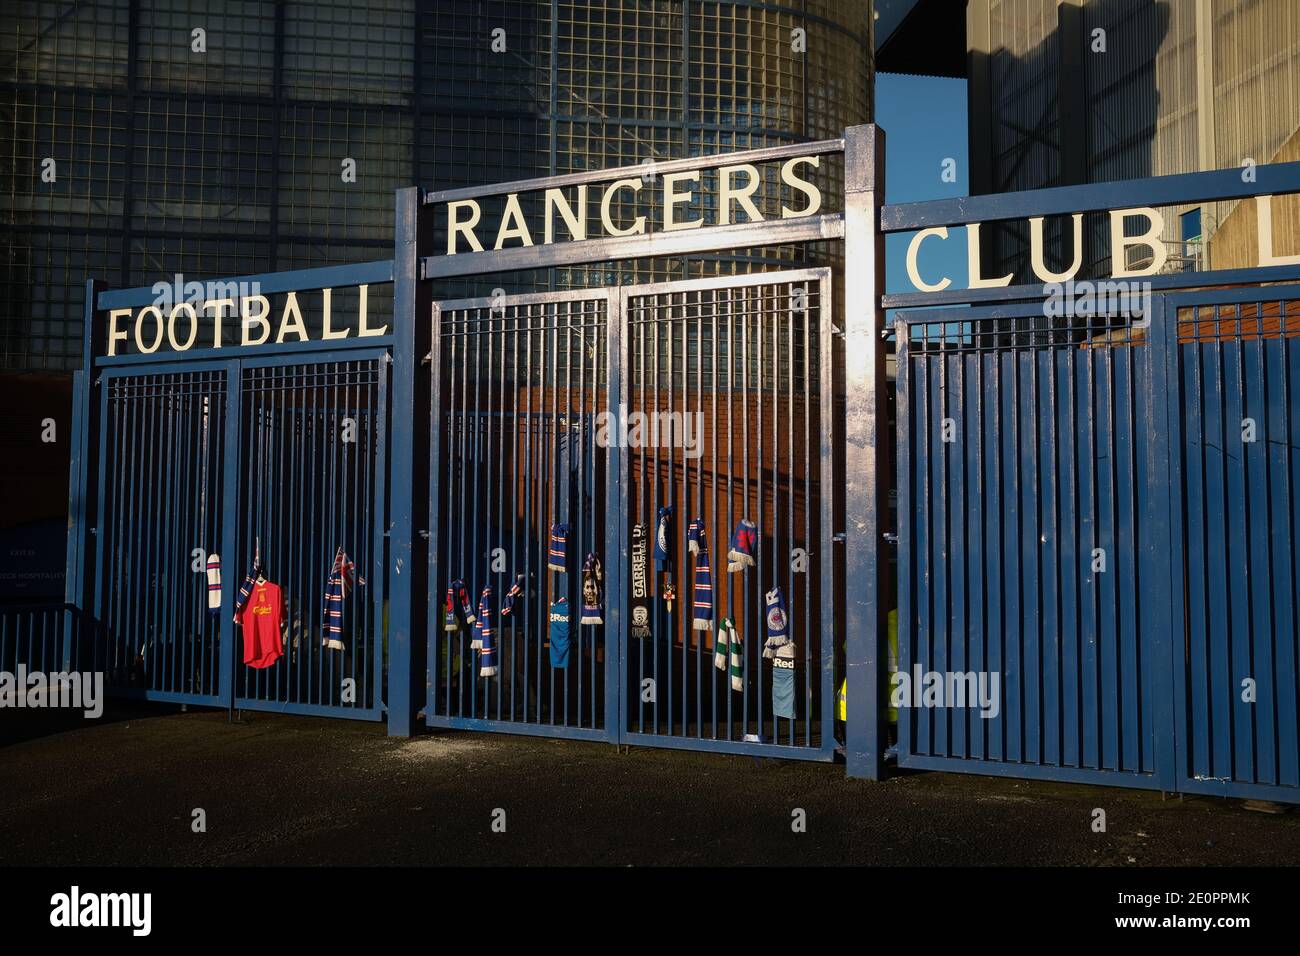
[1,708,1296,866]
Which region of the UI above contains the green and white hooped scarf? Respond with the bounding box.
[714,617,743,692]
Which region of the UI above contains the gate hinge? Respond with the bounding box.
[883,532,899,545]
[832,532,845,543]
[418,530,430,539]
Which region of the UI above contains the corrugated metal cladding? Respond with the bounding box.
[0,1,873,373]
[968,0,1300,280]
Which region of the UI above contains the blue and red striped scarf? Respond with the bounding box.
[473,585,498,677]
[444,579,475,631]
[548,523,570,573]
[692,522,713,632]
[321,547,356,651]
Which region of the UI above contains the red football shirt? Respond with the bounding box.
[239,580,285,669]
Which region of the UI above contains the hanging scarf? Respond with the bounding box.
[205,552,222,614]
[469,584,485,649]
[654,505,673,571]
[500,572,526,626]
[548,523,570,572]
[232,540,261,624]
[580,553,604,625]
[321,547,356,651]
[714,617,743,691]
[727,518,757,572]
[762,586,791,658]
[474,585,497,676]
[445,579,475,632]
[443,585,459,632]
[692,546,713,632]
[687,516,706,555]
[630,523,651,639]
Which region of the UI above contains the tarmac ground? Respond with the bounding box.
[2,705,1297,866]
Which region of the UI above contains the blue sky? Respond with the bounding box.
[876,72,969,298]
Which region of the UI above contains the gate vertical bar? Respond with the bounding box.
[219,362,241,710]
[391,186,430,736]
[843,123,888,780]
[607,287,624,742]
[1147,294,1178,791]
[65,278,104,669]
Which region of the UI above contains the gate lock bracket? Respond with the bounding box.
[883,532,899,545]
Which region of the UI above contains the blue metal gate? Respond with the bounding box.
[427,269,838,758]
[69,263,398,721]
[1166,287,1300,802]
[618,270,837,760]
[92,363,231,705]
[232,355,388,720]
[895,302,1172,789]
[894,286,1300,801]
[427,289,617,741]
[86,354,389,719]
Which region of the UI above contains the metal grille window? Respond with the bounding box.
[0,1,871,370]
[128,234,271,293]
[5,89,130,231]
[0,230,117,371]
[132,95,275,232]
[1,1,129,87]
[419,1,547,110]
[278,103,411,243]
[137,0,277,95]
[283,0,413,105]
[556,1,683,123]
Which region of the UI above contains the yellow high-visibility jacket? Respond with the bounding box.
[837,609,898,723]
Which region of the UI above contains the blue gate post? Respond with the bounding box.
[388,187,431,736]
[843,124,889,780]
[63,278,105,671]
